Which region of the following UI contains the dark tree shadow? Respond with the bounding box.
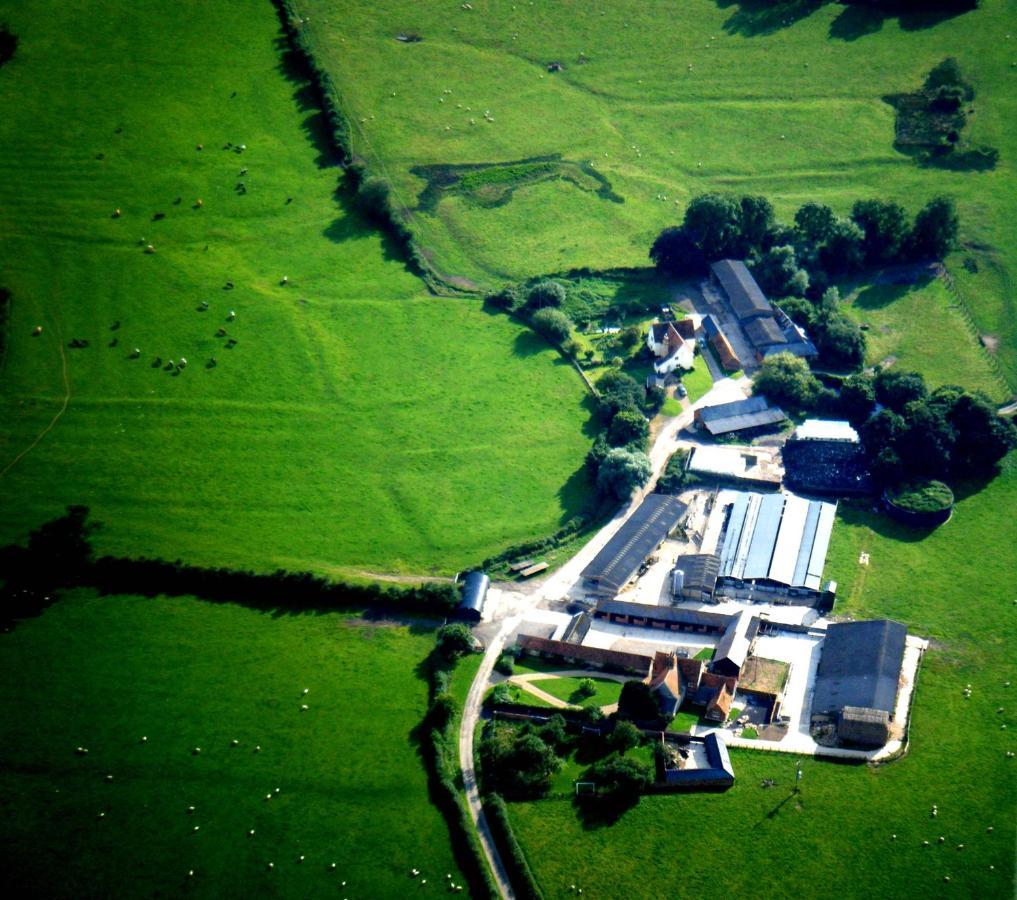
[828,4,886,40]
[513,330,550,357]
[717,0,826,37]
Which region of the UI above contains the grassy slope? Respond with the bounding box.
[0,0,592,574]
[509,457,1017,899]
[841,278,1007,400]
[297,0,1017,386]
[0,592,462,898]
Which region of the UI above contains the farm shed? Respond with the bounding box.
[516,634,653,677]
[580,494,688,598]
[456,571,489,622]
[687,445,783,487]
[744,316,786,349]
[659,732,735,790]
[671,553,721,602]
[794,419,860,443]
[710,259,773,322]
[695,395,787,437]
[593,599,732,633]
[711,609,759,678]
[701,315,741,371]
[811,620,907,745]
[715,490,836,592]
[783,431,872,497]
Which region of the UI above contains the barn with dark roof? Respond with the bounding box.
[811,619,907,746]
[710,260,773,321]
[580,494,688,598]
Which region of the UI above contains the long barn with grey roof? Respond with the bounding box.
[581,494,688,598]
[710,259,773,321]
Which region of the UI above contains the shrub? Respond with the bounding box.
[596,448,652,501]
[436,623,475,659]
[587,752,652,803]
[530,307,572,344]
[608,409,649,449]
[617,681,662,724]
[526,280,566,310]
[575,678,597,700]
[479,724,561,799]
[495,654,515,676]
[656,448,690,495]
[752,352,823,411]
[486,284,522,311]
[596,370,643,419]
[355,176,393,225]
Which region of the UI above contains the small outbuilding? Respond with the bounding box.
[455,571,489,622]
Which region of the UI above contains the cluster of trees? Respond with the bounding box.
[479,718,567,799]
[752,357,1016,484]
[584,369,658,501]
[781,287,866,371]
[0,506,460,626]
[650,193,960,297]
[861,371,1016,483]
[655,447,691,495]
[486,279,576,345]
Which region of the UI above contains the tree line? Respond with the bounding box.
[753,355,1016,486]
[0,507,459,626]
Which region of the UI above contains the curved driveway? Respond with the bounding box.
[457,375,750,898]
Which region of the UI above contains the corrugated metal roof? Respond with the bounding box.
[710,259,773,320]
[805,502,837,591]
[768,493,810,585]
[718,493,750,577]
[742,492,785,580]
[792,500,823,587]
[581,494,688,594]
[713,610,755,671]
[458,571,489,614]
[795,420,859,442]
[698,396,770,423]
[702,408,787,436]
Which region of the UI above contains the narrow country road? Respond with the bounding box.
[457,373,750,898]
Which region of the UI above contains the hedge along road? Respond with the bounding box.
[457,372,750,899]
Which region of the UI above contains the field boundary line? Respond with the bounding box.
[0,322,70,480]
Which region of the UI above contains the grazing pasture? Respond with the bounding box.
[0,0,592,574]
[297,0,1017,386]
[0,591,463,898]
[509,458,1017,898]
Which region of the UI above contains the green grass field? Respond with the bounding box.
[0,591,463,898]
[530,675,623,709]
[509,458,1017,898]
[841,277,1008,400]
[298,0,1017,387]
[0,0,594,575]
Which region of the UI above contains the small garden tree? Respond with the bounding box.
[575,677,597,700]
[526,280,567,310]
[908,196,959,260]
[531,307,573,344]
[436,623,474,659]
[608,720,642,755]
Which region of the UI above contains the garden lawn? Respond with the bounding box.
[297,0,1017,388]
[841,277,1008,401]
[681,360,715,404]
[0,0,593,575]
[508,455,1017,898]
[0,591,463,899]
[532,675,624,709]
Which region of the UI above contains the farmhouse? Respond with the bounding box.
[646,321,694,376]
[694,395,787,437]
[648,651,688,718]
[783,419,873,497]
[811,619,908,747]
[671,553,721,603]
[580,494,688,599]
[711,489,837,604]
[686,444,783,487]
